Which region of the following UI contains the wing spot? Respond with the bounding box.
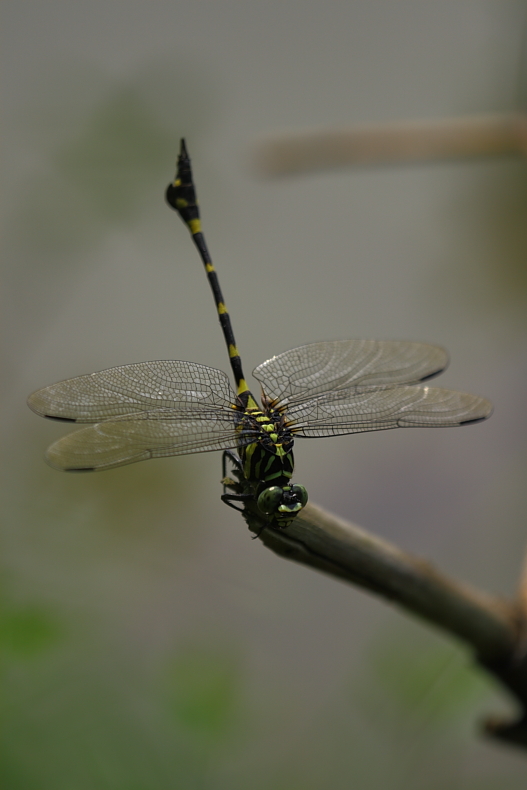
[419,368,445,382]
[460,416,488,425]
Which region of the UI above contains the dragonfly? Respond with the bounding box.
[28,139,492,532]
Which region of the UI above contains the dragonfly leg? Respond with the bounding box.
[221,450,269,538]
[222,449,242,478]
[252,521,269,540]
[222,449,245,494]
[221,493,270,539]
[221,492,253,513]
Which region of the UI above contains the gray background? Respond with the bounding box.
[3,1,527,787]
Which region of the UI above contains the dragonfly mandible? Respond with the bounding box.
[28,140,492,531]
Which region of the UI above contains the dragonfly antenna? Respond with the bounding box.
[165,139,251,402]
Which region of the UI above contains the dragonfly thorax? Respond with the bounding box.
[237,398,295,487]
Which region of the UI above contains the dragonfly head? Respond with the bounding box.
[257,484,308,529]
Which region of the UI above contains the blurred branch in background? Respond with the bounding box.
[254,113,527,177]
[238,500,527,750]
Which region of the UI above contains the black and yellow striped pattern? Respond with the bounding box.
[238,409,294,486]
[165,140,305,531]
[165,140,256,408]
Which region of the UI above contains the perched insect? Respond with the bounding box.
[28,140,492,532]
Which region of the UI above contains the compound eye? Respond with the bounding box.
[290,485,308,508]
[257,486,284,515]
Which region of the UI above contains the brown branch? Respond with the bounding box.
[254,113,527,177]
[241,500,527,748]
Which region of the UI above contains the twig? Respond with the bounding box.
[251,502,517,661]
[241,500,527,747]
[255,113,527,176]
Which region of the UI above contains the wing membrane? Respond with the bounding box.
[44,409,260,471]
[253,340,448,405]
[288,385,492,437]
[28,360,236,422]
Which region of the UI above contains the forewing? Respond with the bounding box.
[28,360,236,422]
[287,385,492,437]
[44,409,260,471]
[253,340,448,405]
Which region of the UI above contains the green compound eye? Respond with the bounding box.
[257,484,309,518]
[290,485,308,508]
[257,486,284,515]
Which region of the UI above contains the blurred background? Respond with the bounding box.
[3,1,527,787]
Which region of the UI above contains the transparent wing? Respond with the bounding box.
[44,409,261,471]
[288,385,492,437]
[253,340,448,406]
[28,360,236,422]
